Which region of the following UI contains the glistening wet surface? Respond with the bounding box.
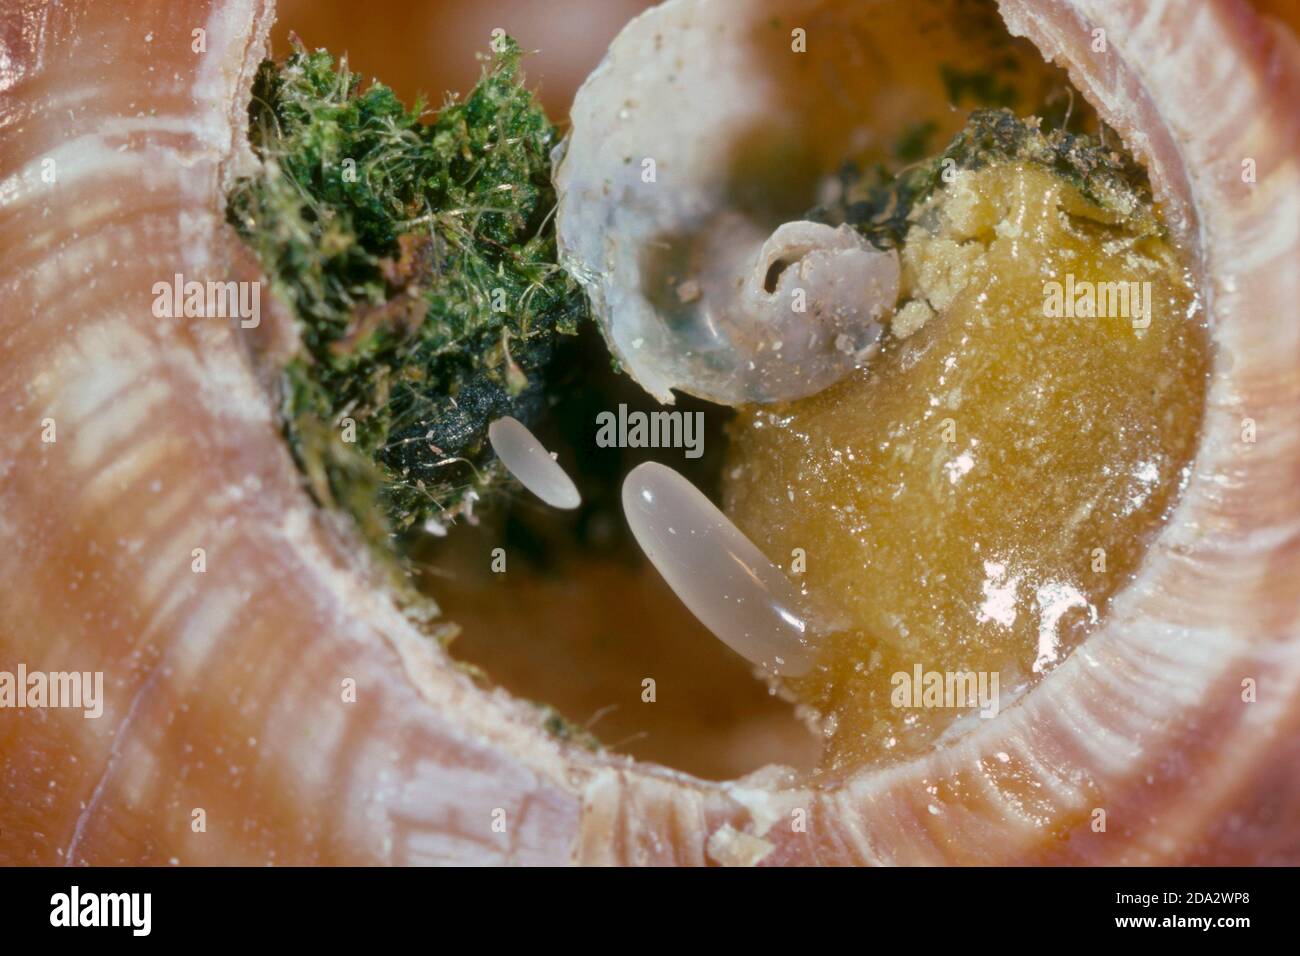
[724,163,1210,772]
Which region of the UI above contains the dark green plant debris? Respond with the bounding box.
[810,108,1157,250]
[227,36,585,541]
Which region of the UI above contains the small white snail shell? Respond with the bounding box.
[553,0,902,406]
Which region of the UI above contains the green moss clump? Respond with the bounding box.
[811,108,1158,249]
[227,37,585,540]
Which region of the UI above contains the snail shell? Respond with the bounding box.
[553,0,906,405]
[1,0,1299,865]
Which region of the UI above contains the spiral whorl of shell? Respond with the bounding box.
[554,0,914,406]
